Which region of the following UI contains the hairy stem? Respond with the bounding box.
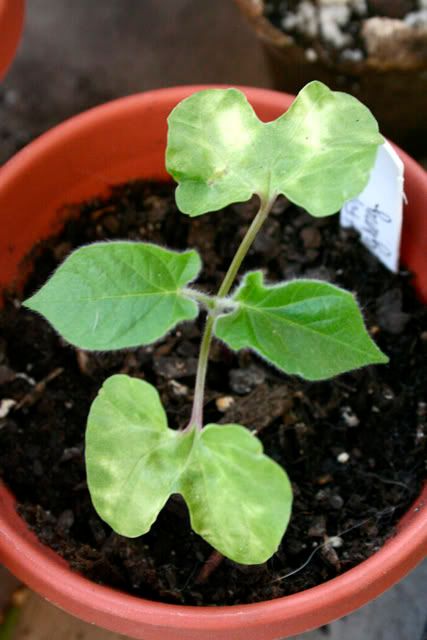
[188,315,215,429]
[182,289,216,311]
[188,195,279,429]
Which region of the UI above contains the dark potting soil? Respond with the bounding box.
[0,180,426,606]
[265,1,420,62]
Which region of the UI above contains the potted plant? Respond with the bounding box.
[0,84,426,640]
[0,0,25,80]
[233,0,427,153]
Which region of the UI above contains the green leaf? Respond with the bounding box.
[180,423,292,564]
[86,374,292,564]
[86,375,194,536]
[24,242,201,350]
[215,272,388,381]
[166,82,383,217]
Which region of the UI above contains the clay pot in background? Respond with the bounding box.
[0,86,426,640]
[234,0,427,154]
[0,0,24,80]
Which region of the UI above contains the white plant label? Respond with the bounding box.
[340,142,404,273]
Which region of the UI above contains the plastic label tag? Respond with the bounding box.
[340,142,404,273]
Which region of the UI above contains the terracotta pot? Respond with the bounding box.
[0,0,24,80]
[0,86,426,640]
[233,0,427,154]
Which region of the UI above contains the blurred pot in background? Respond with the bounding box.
[0,0,24,80]
[234,0,427,153]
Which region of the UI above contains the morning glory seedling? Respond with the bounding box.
[24,82,387,565]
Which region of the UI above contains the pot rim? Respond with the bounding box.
[1,482,426,634]
[0,85,426,637]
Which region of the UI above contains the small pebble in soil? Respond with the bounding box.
[56,509,75,536]
[337,451,350,464]
[376,289,410,335]
[382,387,395,401]
[154,356,198,379]
[168,380,189,397]
[60,446,82,463]
[329,494,345,510]
[327,536,344,549]
[300,226,322,249]
[0,398,16,418]
[305,47,318,61]
[76,350,91,376]
[321,543,341,570]
[341,47,364,62]
[315,489,330,505]
[316,473,334,485]
[216,396,235,412]
[308,515,327,537]
[229,366,266,395]
[341,406,360,427]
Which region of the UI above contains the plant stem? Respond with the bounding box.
[188,195,278,429]
[188,315,215,429]
[182,289,215,310]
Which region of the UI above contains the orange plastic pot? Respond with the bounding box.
[0,86,426,640]
[0,0,24,80]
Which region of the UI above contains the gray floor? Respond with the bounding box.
[297,560,427,640]
[0,1,426,639]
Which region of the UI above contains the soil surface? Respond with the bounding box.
[0,181,426,606]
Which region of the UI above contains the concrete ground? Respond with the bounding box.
[0,1,426,638]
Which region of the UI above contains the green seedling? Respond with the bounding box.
[24,82,387,565]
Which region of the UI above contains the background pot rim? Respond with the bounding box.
[0,85,426,639]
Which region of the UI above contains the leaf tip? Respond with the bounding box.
[243,270,264,287]
[374,349,389,365]
[22,292,41,313]
[22,296,33,310]
[174,184,198,217]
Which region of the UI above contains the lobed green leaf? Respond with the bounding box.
[166,82,383,217]
[214,272,388,380]
[24,242,201,350]
[180,423,292,564]
[86,375,193,536]
[86,374,292,564]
